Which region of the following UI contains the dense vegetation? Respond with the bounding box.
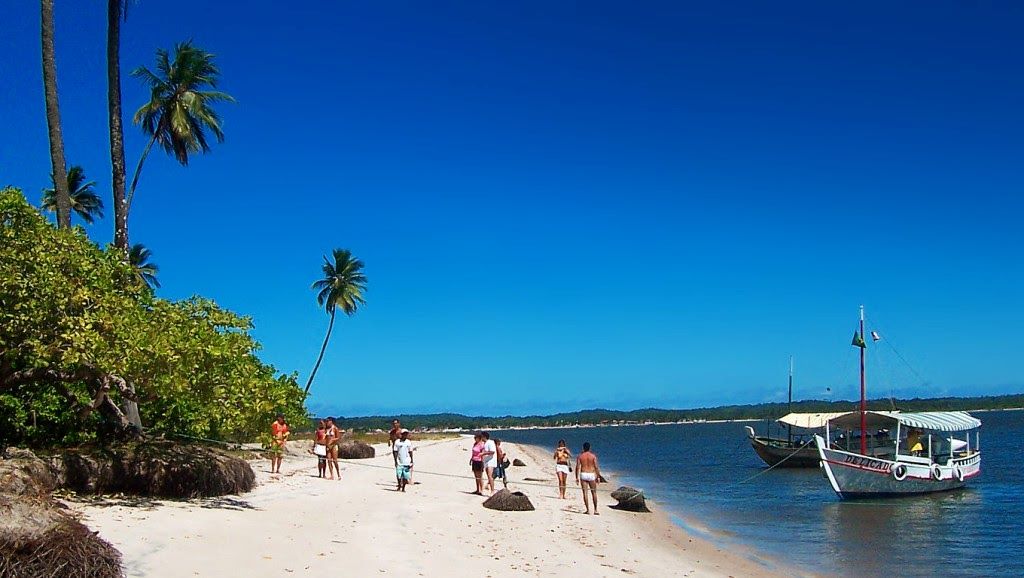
[0,188,306,449]
[331,394,1024,432]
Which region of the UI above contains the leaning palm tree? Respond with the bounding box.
[107,0,131,250]
[43,166,104,224]
[128,243,160,290]
[39,0,71,229]
[127,41,235,212]
[306,249,367,395]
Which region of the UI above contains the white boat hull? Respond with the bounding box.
[814,435,980,499]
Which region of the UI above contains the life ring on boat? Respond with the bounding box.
[930,465,943,481]
[953,465,964,482]
[891,464,908,481]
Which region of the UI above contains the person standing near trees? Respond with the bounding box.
[269,414,289,474]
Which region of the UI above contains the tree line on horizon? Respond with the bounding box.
[1,3,367,450]
[324,393,1024,432]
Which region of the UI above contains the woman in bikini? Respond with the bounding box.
[470,433,486,495]
[324,417,341,480]
[309,419,328,478]
[553,439,572,499]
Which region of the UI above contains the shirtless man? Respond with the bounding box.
[389,419,402,465]
[575,442,602,515]
[269,414,289,474]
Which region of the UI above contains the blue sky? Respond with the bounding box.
[3,1,1023,417]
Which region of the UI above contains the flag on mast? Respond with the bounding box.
[871,331,881,341]
[852,331,866,348]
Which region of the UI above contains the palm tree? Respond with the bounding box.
[108,0,130,250]
[43,166,104,224]
[306,249,367,395]
[128,243,160,290]
[128,41,235,212]
[40,0,71,229]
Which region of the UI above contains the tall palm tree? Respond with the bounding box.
[128,41,235,212]
[40,0,71,229]
[128,243,160,290]
[306,249,367,395]
[43,166,104,224]
[108,0,130,250]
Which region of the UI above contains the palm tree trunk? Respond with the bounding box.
[126,132,158,214]
[106,1,141,433]
[304,309,336,395]
[107,0,129,251]
[40,0,70,229]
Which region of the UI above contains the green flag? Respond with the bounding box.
[851,331,866,348]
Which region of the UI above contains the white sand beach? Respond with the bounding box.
[68,437,793,577]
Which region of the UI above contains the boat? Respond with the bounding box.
[814,306,982,498]
[745,357,847,467]
[746,411,849,467]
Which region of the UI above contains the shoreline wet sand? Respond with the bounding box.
[67,436,806,577]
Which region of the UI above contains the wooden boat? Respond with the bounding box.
[814,307,982,498]
[746,411,848,467]
[745,358,847,468]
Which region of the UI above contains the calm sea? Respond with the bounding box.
[498,409,1024,577]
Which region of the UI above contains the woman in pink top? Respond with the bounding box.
[470,433,485,495]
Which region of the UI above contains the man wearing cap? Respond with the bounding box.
[394,429,414,492]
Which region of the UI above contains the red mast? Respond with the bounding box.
[859,305,867,455]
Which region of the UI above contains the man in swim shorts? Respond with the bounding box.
[269,414,289,474]
[575,442,603,515]
[394,429,414,492]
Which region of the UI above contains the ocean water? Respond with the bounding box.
[498,409,1024,577]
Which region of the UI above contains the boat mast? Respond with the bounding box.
[859,305,867,455]
[787,356,793,444]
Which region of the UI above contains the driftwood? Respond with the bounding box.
[610,485,650,512]
[482,489,535,511]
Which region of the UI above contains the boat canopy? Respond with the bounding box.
[777,412,851,429]
[828,411,981,432]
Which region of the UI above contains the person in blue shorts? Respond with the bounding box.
[394,429,414,492]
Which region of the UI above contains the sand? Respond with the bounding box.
[66,437,796,577]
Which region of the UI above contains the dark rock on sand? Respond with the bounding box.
[0,493,123,578]
[512,458,526,466]
[610,486,651,512]
[336,441,375,459]
[483,488,535,511]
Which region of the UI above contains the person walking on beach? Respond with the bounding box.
[394,429,414,492]
[553,439,572,499]
[309,419,328,478]
[269,414,289,474]
[575,442,602,515]
[493,438,509,489]
[324,417,341,480]
[470,433,486,495]
[481,431,498,494]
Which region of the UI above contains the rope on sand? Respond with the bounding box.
[295,452,640,498]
